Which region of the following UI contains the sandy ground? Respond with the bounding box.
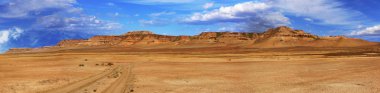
[0,47,380,93]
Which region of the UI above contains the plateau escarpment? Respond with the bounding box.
[6,26,378,53]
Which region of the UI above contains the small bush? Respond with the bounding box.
[107,62,114,66]
[79,64,85,67]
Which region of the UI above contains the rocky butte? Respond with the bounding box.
[6,26,379,53]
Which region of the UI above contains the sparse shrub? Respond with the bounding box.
[107,62,114,66]
[84,59,88,61]
[99,62,114,66]
[79,64,85,67]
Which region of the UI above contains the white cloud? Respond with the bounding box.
[273,0,360,25]
[304,18,313,22]
[0,0,78,18]
[0,27,23,44]
[34,15,122,31]
[203,2,214,9]
[9,27,23,39]
[185,2,271,23]
[350,25,380,36]
[0,31,10,44]
[149,11,176,17]
[184,1,290,31]
[184,0,361,31]
[0,0,122,32]
[0,0,122,52]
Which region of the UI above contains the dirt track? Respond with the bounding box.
[39,64,134,93]
[102,64,135,93]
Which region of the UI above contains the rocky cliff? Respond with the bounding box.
[6,26,378,53]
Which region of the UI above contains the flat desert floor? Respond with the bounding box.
[1,47,380,93]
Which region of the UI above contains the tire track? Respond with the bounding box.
[39,66,122,93]
[102,64,135,93]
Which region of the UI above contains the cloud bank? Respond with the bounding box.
[273,0,361,25]
[184,1,289,31]
[0,0,121,52]
[0,27,23,52]
[184,0,362,32]
[0,27,23,45]
[350,25,380,36]
[0,0,78,18]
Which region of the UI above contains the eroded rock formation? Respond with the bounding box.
[6,26,378,53]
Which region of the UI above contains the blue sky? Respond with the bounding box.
[0,0,380,52]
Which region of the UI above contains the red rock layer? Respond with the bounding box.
[6,27,378,53]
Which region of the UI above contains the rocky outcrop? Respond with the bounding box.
[87,36,125,46]
[251,26,377,48]
[6,26,378,53]
[6,46,56,54]
[195,32,256,40]
[252,26,319,48]
[53,27,377,48]
[6,48,34,53]
[57,40,87,47]
[123,31,154,36]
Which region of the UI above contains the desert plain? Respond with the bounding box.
[1,46,380,93]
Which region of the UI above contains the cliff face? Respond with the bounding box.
[50,27,380,48]
[252,26,319,48]
[57,40,87,47]
[123,31,154,36]
[6,26,378,53]
[251,26,377,48]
